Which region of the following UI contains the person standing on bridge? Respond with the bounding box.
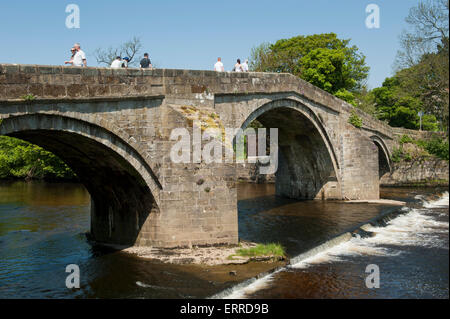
[64,47,76,66]
[214,57,224,72]
[72,43,87,67]
[241,59,249,72]
[110,56,123,69]
[140,53,153,69]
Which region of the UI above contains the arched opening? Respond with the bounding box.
[0,114,159,247]
[370,137,391,179]
[239,100,341,200]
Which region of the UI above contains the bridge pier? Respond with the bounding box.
[339,125,380,200]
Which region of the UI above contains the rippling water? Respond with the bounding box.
[0,181,448,298]
[220,191,449,299]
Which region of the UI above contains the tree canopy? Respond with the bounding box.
[248,2,448,133]
[250,33,369,105]
[376,0,449,132]
[0,136,75,180]
[371,76,439,131]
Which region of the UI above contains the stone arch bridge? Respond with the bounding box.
[0,64,398,248]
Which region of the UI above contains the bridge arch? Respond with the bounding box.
[370,135,392,178]
[239,98,342,200]
[0,114,160,246]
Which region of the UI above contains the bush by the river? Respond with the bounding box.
[416,137,449,161]
[394,134,449,163]
[0,136,76,180]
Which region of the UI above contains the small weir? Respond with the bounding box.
[211,192,449,299]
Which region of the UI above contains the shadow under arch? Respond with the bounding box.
[238,98,342,200]
[0,114,160,246]
[370,135,392,178]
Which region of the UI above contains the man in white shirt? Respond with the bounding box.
[242,59,249,72]
[214,57,224,72]
[72,43,87,67]
[110,57,123,69]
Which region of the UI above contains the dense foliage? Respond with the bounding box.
[348,111,363,128]
[394,134,449,162]
[371,76,440,131]
[250,33,369,105]
[0,136,76,180]
[371,0,448,132]
[417,137,449,160]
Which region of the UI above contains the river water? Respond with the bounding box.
[0,181,448,299]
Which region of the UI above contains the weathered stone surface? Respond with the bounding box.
[0,64,410,248]
[381,157,449,186]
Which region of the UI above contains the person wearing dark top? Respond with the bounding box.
[140,53,152,69]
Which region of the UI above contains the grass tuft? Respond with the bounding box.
[235,243,285,258]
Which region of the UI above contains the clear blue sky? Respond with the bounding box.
[0,0,421,88]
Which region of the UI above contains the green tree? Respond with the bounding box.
[353,87,376,115]
[371,75,439,131]
[335,88,357,106]
[395,0,449,132]
[397,39,449,130]
[0,136,75,180]
[250,33,369,99]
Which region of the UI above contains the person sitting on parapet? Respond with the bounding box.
[64,47,76,66]
[140,53,153,69]
[214,57,224,72]
[73,43,87,67]
[110,56,123,69]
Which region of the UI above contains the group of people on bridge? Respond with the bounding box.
[64,43,153,70]
[64,43,249,72]
[214,57,249,72]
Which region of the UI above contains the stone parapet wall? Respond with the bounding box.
[381,157,449,186]
[392,127,447,141]
[0,64,393,138]
[0,64,402,147]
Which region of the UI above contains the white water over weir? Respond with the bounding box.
[210,192,449,299]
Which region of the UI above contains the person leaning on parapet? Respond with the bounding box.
[214,57,224,72]
[140,53,153,69]
[241,59,249,72]
[64,47,76,66]
[110,56,123,69]
[72,43,87,67]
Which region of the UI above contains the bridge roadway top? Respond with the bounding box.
[0,63,394,139]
